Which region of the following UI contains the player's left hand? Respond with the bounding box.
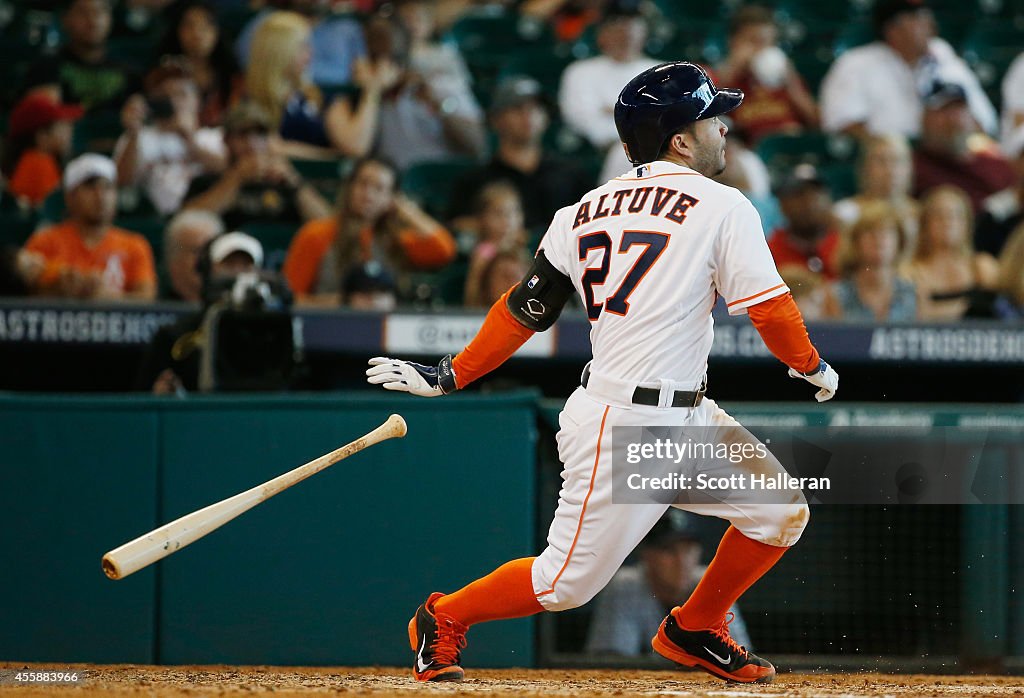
[788,359,839,402]
[366,356,458,397]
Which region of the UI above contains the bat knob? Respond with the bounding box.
[388,414,408,438]
[102,555,121,580]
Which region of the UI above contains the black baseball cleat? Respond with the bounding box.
[407,592,468,682]
[652,611,776,683]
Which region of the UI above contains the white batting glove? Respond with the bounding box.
[788,359,839,402]
[366,356,458,397]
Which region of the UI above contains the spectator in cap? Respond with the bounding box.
[183,101,331,229]
[819,0,996,139]
[155,0,243,129]
[22,154,157,300]
[585,510,752,656]
[976,126,1024,258]
[767,164,842,279]
[21,0,140,113]
[448,76,593,230]
[558,3,658,152]
[283,156,455,306]
[828,201,916,322]
[343,260,397,310]
[136,230,264,394]
[2,94,83,207]
[162,209,225,302]
[713,5,819,145]
[114,58,228,216]
[912,81,1014,212]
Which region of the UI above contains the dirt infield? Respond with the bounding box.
[1,664,1022,697]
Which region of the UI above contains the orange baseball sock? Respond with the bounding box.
[433,557,545,626]
[674,526,789,630]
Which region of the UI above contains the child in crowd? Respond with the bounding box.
[463,182,527,307]
[2,94,83,207]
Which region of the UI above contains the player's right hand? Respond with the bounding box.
[788,359,839,402]
[366,356,458,397]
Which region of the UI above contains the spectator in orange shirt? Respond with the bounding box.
[22,154,157,300]
[283,157,455,306]
[767,164,841,279]
[2,94,83,207]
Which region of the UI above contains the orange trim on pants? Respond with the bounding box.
[537,404,611,597]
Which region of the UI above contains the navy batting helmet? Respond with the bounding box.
[614,62,744,166]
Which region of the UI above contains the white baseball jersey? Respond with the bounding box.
[538,160,789,389]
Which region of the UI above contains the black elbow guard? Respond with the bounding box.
[506,249,576,331]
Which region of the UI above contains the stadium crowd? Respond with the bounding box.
[0,0,1022,321]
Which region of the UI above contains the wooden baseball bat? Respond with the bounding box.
[102,413,407,580]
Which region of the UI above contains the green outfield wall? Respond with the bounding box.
[0,393,538,666]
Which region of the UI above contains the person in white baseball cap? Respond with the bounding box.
[22,153,157,299]
[62,152,117,190]
[208,230,264,271]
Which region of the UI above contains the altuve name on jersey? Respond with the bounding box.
[573,186,701,229]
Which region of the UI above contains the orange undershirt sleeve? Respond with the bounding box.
[746,292,820,374]
[451,287,535,388]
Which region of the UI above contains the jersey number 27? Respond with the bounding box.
[578,231,669,320]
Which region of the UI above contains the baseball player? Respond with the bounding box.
[366,62,839,684]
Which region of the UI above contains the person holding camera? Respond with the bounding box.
[183,102,331,229]
[114,59,227,216]
[136,230,294,394]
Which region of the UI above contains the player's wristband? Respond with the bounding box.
[800,359,828,377]
[437,354,458,394]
